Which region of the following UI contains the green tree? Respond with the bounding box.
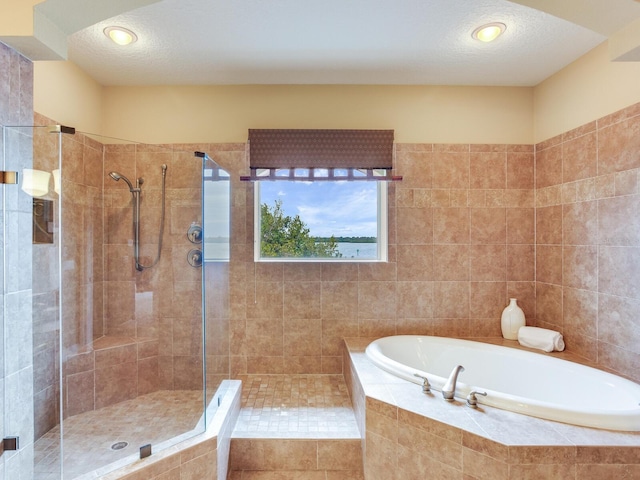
[260,200,341,258]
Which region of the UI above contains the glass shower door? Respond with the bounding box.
[57,134,208,478]
[2,125,62,479]
[1,127,219,479]
[201,153,231,408]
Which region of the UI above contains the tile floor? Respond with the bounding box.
[232,375,360,439]
[33,390,205,480]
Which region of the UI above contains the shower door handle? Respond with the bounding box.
[0,171,18,184]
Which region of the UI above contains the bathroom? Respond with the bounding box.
[2,0,640,479]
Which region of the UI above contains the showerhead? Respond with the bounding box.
[108,171,136,192]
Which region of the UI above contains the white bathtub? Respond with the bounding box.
[365,335,640,431]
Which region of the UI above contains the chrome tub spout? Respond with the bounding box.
[442,365,465,401]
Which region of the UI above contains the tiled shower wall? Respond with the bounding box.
[0,41,35,478]
[231,143,537,375]
[535,102,640,383]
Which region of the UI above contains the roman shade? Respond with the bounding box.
[242,129,400,181]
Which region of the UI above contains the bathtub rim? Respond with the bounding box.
[365,335,640,432]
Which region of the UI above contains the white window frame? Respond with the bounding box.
[254,180,388,262]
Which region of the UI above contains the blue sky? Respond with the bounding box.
[260,181,378,237]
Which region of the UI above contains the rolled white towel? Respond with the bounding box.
[517,326,565,352]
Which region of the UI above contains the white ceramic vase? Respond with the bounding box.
[501,298,525,340]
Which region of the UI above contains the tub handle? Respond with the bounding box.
[413,373,431,394]
[466,391,487,409]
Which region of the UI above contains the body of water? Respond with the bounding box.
[336,242,377,259]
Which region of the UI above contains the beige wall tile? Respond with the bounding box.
[470,282,507,319]
[598,246,640,299]
[397,244,434,281]
[562,131,597,183]
[506,245,535,282]
[433,208,470,244]
[598,115,640,174]
[470,207,506,244]
[433,245,470,281]
[536,205,562,245]
[470,244,506,281]
[470,152,506,189]
[462,448,508,480]
[562,245,597,290]
[433,152,470,189]
[562,200,598,245]
[507,152,534,189]
[396,207,433,244]
[535,283,562,328]
[535,144,562,189]
[536,245,562,285]
[598,195,640,246]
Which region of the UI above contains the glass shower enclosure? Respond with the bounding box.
[1,125,230,479]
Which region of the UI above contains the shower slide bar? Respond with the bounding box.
[108,164,167,271]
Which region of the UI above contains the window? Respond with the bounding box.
[254,173,388,262]
[245,129,396,262]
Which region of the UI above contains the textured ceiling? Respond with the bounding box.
[64,0,623,86]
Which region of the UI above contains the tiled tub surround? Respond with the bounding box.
[535,102,640,383]
[344,338,640,479]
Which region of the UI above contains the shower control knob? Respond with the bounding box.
[187,248,203,267]
[187,223,203,244]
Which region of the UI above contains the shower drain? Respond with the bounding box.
[110,441,129,451]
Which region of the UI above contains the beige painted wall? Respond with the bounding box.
[533,41,640,142]
[99,84,534,145]
[33,40,640,144]
[0,0,42,36]
[32,59,534,144]
[34,60,103,132]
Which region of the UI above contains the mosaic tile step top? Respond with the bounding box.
[233,375,361,439]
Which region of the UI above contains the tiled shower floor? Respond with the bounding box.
[34,390,204,480]
[233,375,360,439]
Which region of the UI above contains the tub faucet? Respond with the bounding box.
[442,365,465,401]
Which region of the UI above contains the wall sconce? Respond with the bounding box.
[21,169,51,197]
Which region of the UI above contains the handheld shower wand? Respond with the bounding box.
[108,171,140,192]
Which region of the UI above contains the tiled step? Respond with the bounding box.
[228,470,364,480]
[228,375,364,479]
[232,375,361,439]
[228,438,363,479]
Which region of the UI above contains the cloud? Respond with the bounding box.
[260,181,379,237]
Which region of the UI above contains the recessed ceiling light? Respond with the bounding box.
[472,22,506,43]
[104,26,138,46]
